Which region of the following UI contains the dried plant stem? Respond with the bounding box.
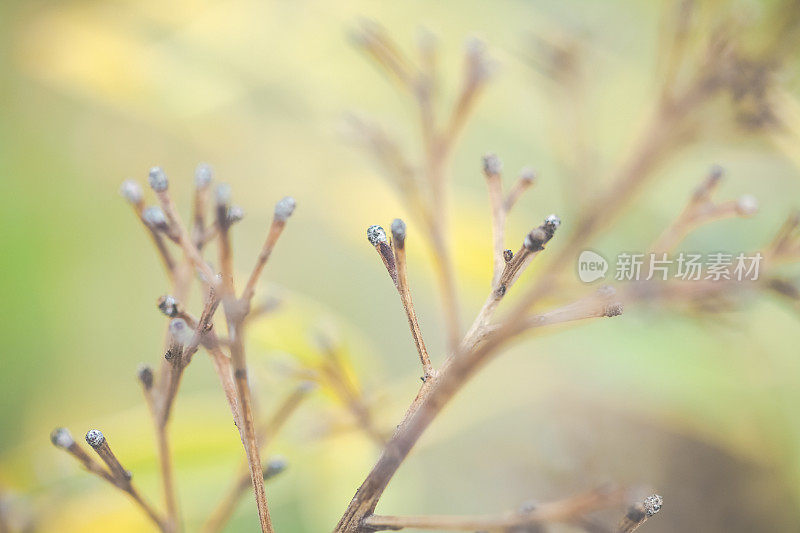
[202,383,312,533]
[227,324,273,533]
[334,290,623,532]
[242,220,287,304]
[129,201,177,279]
[650,166,755,253]
[362,486,624,531]
[484,164,507,285]
[154,428,178,532]
[155,190,216,283]
[504,172,535,212]
[392,233,434,379]
[318,344,387,447]
[82,430,169,532]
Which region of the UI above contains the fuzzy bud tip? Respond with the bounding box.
[227,205,245,224]
[604,302,624,317]
[215,183,232,206]
[142,206,167,229]
[85,429,105,448]
[367,225,387,246]
[263,456,288,479]
[137,364,154,390]
[274,196,296,222]
[148,167,168,192]
[709,164,725,182]
[391,219,406,243]
[158,295,179,317]
[544,214,561,229]
[195,163,213,189]
[519,167,537,183]
[736,194,758,216]
[643,494,663,517]
[119,180,143,204]
[168,318,192,344]
[50,427,75,448]
[482,153,502,176]
[524,214,561,251]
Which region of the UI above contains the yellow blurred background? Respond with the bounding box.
[2,0,800,531]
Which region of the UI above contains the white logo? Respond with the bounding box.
[577,250,608,283]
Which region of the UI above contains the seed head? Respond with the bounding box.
[137,364,154,390]
[195,163,213,189]
[524,214,561,251]
[158,295,179,317]
[367,225,387,246]
[50,427,75,449]
[227,205,245,224]
[215,183,232,206]
[709,164,725,182]
[168,318,193,345]
[519,167,537,184]
[85,429,105,448]
[142,206,168,229]
[263,456,288,480]
[119,180,143,204]
[643,494,663,517]
[482,153,502,176]
[544,214,561,229]
[391,219,406,244]
[604,302,624,317]
[736,194,758,216]
[148,167,168,192]
[274,196,297,222]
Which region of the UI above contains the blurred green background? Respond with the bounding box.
[2,0,800,531]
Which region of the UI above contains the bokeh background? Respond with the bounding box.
[2,0,800,531]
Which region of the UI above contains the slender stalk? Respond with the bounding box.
[52,429,169,532]
[391,220,434,379]
[482,154,507,285]
[362,486,625,531]
[650,165,757,253]
[202,384,313,533]
[226,322,273,533]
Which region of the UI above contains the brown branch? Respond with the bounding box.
[362,486,625,531]
[482,154,507,285]
[51,428,168,532]
[616,495,662,533]
[202,457,288,533]
[335,218,562,532]
[315,338,388,447]
[193,164,213,249]
[149,167,216,283]
[241,198,295,305]
[202,383,313,533]
[120,180,176,278]
[391,220,434,379]
[463,216,561,347]
[650,165,757,253]
[504,168,536,212]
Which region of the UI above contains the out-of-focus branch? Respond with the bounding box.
[362,486,625,531]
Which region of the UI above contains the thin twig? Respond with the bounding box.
[483,154,507,285]
[362,486,625,531]
[51,428,168,532]
[202,383,314,533]
[391,219,434,379]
